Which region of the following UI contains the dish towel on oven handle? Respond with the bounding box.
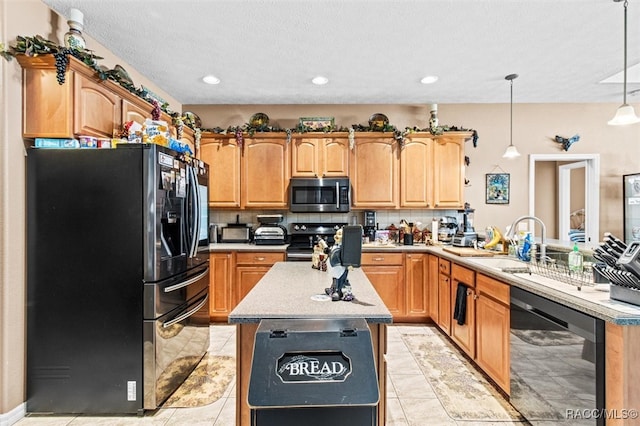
[453,283,467,325]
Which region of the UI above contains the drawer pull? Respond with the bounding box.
[255,256,266,261]
[373,257,385,261]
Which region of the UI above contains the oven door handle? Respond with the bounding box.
[163,294,208,328]
[286,252,312,259]
[164,267,209,293]
[336,181,340,210]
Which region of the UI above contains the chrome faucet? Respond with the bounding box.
[505,216,547,262]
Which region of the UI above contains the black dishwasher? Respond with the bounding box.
[510,287,605,425]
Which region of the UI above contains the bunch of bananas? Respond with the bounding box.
[484,226,504,249]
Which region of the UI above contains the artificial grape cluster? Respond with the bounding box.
[52,48,86,85]
[53,49,70,85]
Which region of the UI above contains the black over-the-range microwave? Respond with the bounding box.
[289,177,351,213]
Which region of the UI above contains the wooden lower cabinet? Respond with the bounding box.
[437,258,452,334]
[209,252,234,321]
[209,251,284,321]
[475,273,510,393]
[427,254,439,323]
[428,257,510,394]
[234,252,285,304]
[361,253,405,317]
[405,253,428,321]
[450,264,476,358]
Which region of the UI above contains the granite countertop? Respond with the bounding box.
[228,262,393,324]
[209,243,288,252]
[211,240,640,325]
[431,247,640,325]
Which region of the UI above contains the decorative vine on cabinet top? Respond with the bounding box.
[18,55,176,142]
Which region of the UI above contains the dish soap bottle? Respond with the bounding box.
[568,243,583,273]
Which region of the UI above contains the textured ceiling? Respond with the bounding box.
[40,0,640,105]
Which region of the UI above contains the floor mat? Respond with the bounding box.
[163,354,235,408]
[402,328,524,422]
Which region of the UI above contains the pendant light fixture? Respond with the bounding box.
[503,74,521,158]
[608,0,640,125]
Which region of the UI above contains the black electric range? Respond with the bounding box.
[285,223,347,261]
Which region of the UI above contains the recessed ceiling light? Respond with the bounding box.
[421,75,438,84]
[202,75,220,85]
[312,76,329,85]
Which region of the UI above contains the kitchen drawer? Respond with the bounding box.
[236,252,284,265]
[476,273,510,305]
[452,264,475,287]
[438,258,451,275]
[361,252,404,266]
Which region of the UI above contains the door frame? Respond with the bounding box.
[558,161,587,243]
[529,154,600,245]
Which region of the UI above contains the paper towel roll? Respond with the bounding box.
[431,219,439,243]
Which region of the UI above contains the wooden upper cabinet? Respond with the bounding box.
[122,98,150,125]
[19,55,121,139]
[291,136,349,178]
[322,137,349,177]
[432,136,465,208]
[73,74,122,138]
[350,135,398,208]
[19,56,74,138]
[180,126,196,158]
[241,135,290,208]
[200,135,241,208]
[400,136,434,207]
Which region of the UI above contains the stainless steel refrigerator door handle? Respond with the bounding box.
[336,182,340,210]
[163,294,209,328]
[164,267,209,293]
[188,166,200,258]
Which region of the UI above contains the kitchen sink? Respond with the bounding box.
[465,256,531,273]
[467,255,605,297]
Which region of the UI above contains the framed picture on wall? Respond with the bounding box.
[486,173,510,204]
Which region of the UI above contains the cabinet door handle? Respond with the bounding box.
[466,289,473,296]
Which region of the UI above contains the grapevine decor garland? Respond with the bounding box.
[203,123,479,149]
[0,35,187,128]
[1,35,480,149]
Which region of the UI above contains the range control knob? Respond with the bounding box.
[294,224,300,230]
[300,225,307,231]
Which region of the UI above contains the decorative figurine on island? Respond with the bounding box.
[314,225,363,302]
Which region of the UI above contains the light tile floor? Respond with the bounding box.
[16,324,528,426]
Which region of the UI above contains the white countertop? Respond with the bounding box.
[228,262,392,324]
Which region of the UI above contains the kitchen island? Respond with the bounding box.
[229,262,392,426]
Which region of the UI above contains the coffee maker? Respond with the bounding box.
[438,216,458,243]
[363,211,376,242]
[452,203,478,247]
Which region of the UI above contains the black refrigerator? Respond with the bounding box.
[26,144,210,414]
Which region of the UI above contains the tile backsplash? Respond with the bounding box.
[209,209,459,231]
